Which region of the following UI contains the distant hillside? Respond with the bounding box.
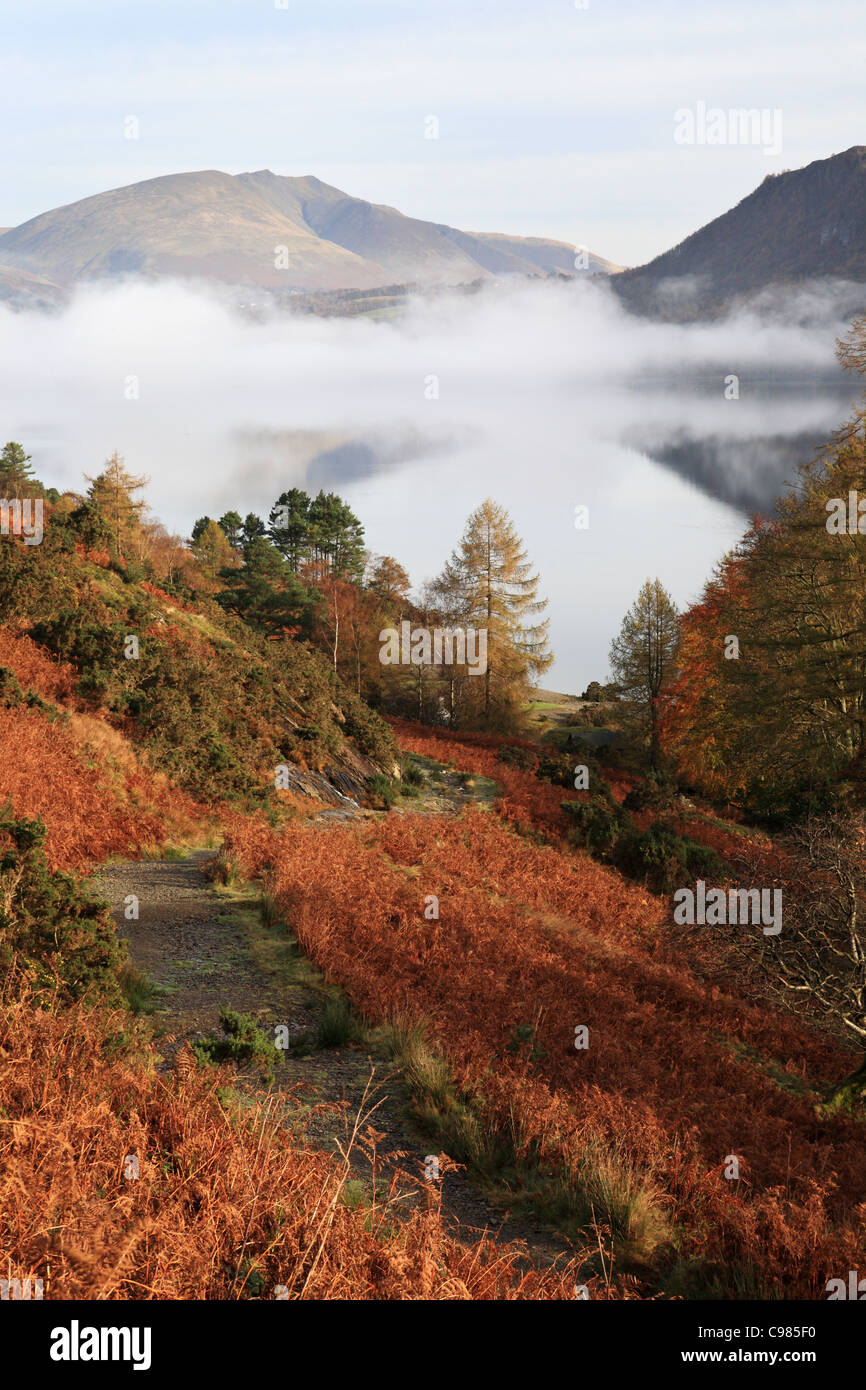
[0,261,65,309]
[0,170,618,298]
[615,146,866,319]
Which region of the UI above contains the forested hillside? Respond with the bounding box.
[3,324,866,1302]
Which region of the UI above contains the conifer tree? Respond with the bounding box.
[609,578,679,765]
[269,489,311,573]
[191,518,235,579]
[218,511,243,551]
[437,498,552,729]
[0,442,42,499]
[84,453,149,557]
[217,535,316,637]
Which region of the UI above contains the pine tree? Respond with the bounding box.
[217,535,317,637]
[241,513,266,552]
[0,442,41,499]
[306,491,365,582]
[218,510,243,552]
[269,490,311,573]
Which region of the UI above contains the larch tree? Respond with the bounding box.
[609,578,680,765]
[439,498,552,730]
[84,453,149,559]
[661,316,866,814]
[366,555,412,607]
[191,518,235,581]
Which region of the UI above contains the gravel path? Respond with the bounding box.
[93,851,579,1271]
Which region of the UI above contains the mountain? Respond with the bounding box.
[615,146,866,319]
[0,261,65,309]
[0,170,618,297]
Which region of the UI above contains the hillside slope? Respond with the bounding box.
[0,169,618,294]
[615,146,866,318]
[0,261,65,309]
[0,527,395,840]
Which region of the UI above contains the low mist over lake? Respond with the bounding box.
[2,275,859,690]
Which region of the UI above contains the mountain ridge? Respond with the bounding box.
[0,168,619,305]
[615,145,866,319]
[3,149,863,317]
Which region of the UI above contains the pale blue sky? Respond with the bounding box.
[1,0,863,265]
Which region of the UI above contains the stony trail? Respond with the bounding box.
[93,846,579,1273]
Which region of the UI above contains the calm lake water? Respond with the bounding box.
[2,277,859,691]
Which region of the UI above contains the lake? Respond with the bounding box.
[1,275,859,690]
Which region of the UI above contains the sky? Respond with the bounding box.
[0,0,864,266]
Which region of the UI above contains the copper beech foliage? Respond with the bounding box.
[0,981,592,1300]
[224,794,866,1296]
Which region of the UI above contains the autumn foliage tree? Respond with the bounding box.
[662,317,866,815]
[434,498,552,730]
[609,578,679,766]
[84,453,149,561]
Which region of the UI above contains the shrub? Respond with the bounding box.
[0,804,123,1003]
[611,822,724,894]
[563,791,624,855]
[623,770,677,814]
[537,750,592,788]
[368,773,397,810]
[495,744,537,771]
[400,757,425,789]
[193,1008,275,1073]
[0,665,64,722]
[316,994,368,1048]
[683,841,724,882]
[612,824,683,891]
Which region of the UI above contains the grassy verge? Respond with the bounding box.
[382,1016,674,1288]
